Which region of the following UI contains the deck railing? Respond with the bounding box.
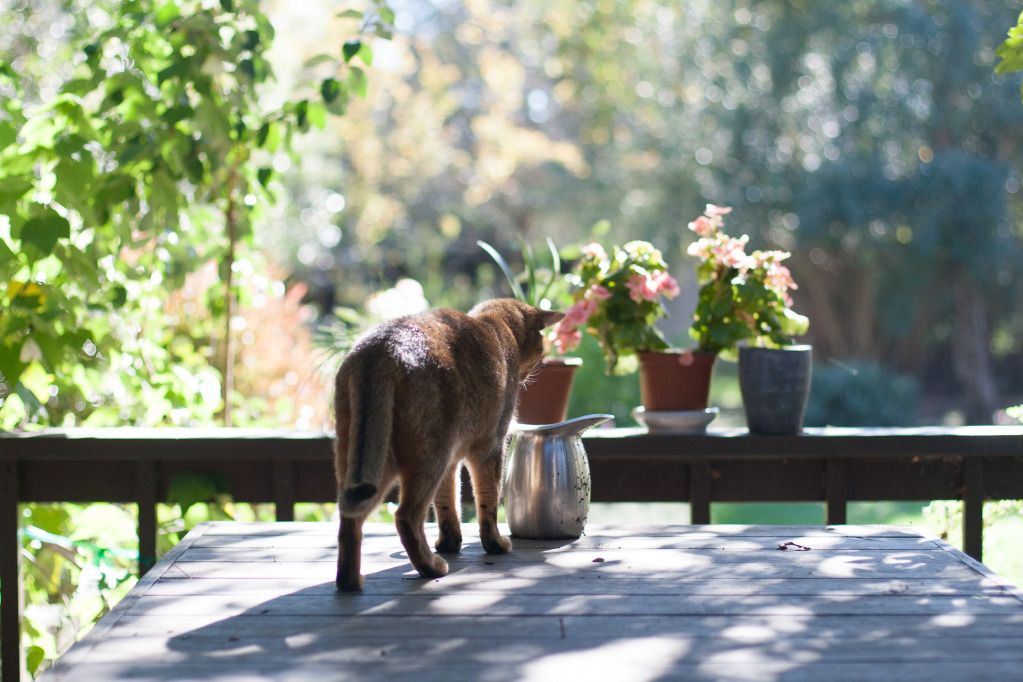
[2,426,1023,681]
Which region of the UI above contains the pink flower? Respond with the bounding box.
[766,261,797,293]
[585,284,611,301]
[687,238,714,260]
[553,325,582,353]
[653,271,680,299]
[688,215,716,237]
[563,299,596,327]
[705,204,733,218]
[626,273,660,303]
[712,235,750,269]
[581,243,607,262]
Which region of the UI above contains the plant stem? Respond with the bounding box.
[222,168,239,427]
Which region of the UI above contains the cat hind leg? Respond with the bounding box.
[395,471,449,579]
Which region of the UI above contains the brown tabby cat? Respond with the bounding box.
[333,298,563,591]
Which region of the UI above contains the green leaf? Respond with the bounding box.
[307,101,327,129]
[349,66,368,98]
[357,42,374,66]
[294,99,309,130]
[257,167,273,187]
[478,240,526,301]
[0,235,15,267]
[337,9,363,20]
[0,339,27,390]
[303,53,339,69]
[0,175,34,209]
[21,210,71,255]
[219,0,234,12]
[342,40,361,63]
[378,5,396,25]
[0,120,16,150]
[155,2,181,28]
[242,30,260,51]
[321,77,342,103]
[167,472,222,515]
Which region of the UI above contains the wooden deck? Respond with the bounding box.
[42,522,1023,681]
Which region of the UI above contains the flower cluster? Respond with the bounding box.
[555,240,680,374]
[687,205,808,356]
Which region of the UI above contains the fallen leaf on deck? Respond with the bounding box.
[777,541,811,551]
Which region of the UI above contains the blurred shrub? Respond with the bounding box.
[804,360,919,427]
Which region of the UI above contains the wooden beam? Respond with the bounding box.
[689,460,711,524]
[274,460,295,522]
[826,457,848,525]
[136,460,157,575]
[1,459,23,682]
[962,458,984,561]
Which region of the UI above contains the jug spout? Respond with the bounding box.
[511,413,613,438]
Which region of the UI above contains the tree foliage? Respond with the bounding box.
[0,0,392,428]
[276,0,1023,422]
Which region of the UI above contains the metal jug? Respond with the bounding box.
[504,414,613,540]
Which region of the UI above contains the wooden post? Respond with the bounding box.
[274,460,295,522]
[136,460,157,575]
[963,458,984,561]
[826,457,848,525]
[689,460,711,524]
[2,459,24,682]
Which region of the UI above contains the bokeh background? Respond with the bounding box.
[4,0,1023,676]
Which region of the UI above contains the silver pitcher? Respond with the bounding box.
[504,414,613,540]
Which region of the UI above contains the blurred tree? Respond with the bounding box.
[288,0,1023,422]
[0,0,390,428]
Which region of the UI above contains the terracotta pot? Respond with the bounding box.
[739,345,812,435]
[638,350,716,412]
[516,357,583,424]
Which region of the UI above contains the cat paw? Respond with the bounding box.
[335,573,365,592]
[416,554,449,579]
[481,533,512,555]
[435,534,463,554]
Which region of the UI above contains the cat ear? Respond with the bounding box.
[541,310,565,328]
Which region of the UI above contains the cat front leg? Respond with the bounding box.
[433,461,463,554]
[466,447,512,555]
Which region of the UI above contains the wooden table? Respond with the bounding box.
[42,522,1023,681]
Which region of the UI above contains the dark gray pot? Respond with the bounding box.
[739,345,812,435]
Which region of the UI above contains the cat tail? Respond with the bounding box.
[338,364,394,518]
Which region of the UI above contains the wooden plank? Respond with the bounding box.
[41,658,1023,682]
[147,576,1010,598]
[187,533,940,552]
[70,633,1023,665]
[163,555,982,581]
[95,612,1023,641]
[178,544,951,563]
[40,521,1023,682]
[53,524,211,671]
[125,591,1023,618]
[194,522,928,538]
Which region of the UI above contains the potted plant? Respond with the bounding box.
[478,237,581,424]
[686,204,811,434]
[553,240,707,415]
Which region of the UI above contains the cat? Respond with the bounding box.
[333,298,564,591]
